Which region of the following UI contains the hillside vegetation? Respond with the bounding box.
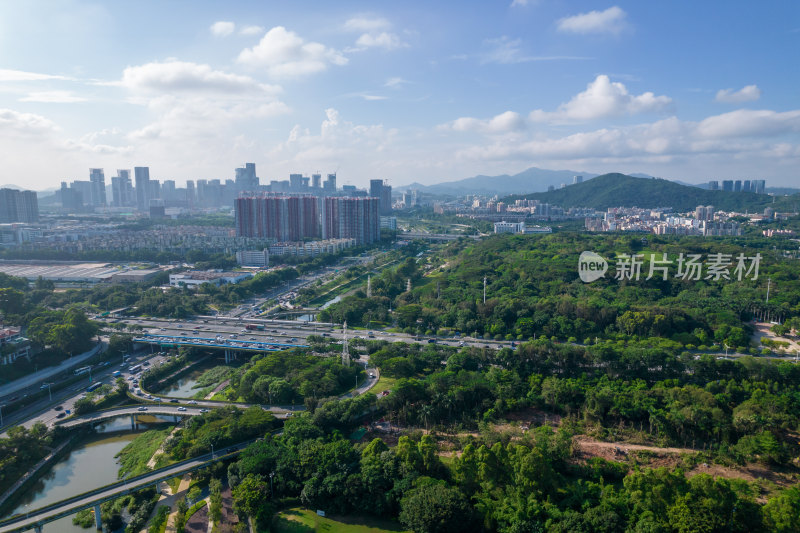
[507,173,800,212]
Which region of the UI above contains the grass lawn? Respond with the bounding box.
[271,507,408,533]
[115,427,174,477]
[369,376,397,397]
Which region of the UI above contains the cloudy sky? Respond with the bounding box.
[1,0,798,190]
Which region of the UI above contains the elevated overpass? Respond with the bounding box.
[399,231,481,241]
[0,442,253,532]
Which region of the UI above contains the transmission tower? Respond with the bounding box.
[341,321,350,366]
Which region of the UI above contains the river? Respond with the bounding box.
[2,415,173,532]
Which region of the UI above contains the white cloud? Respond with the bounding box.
[19,91,88,103]
[480,36,589,64]
[119,60,280,95]
[343,16,391,32]
[270,108,396,167]
[510,0,534,6]
[355,32,406,50]
[384,77,410,88]
[210,21,235,37]
[450,106,800,171]
[557,6,627,35]
[0,108,60,136]
[697,109,800,138]
[240,25,264,36]
[0,69,71,82]
[715,84,762,103]
[529,75,671,122]
[442,111,526,134]
[237,26,348,78]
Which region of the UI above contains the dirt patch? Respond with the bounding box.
[573,436,695,469]
[185,502,209,532]
[687,463,800,502]
[212,487,240,533]
[503,407,562,427]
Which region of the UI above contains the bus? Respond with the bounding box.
[74,366,91,376]
[86,382,103,392]
[129,364,142,373]
[245,324,265,331]
[112,371,122,377]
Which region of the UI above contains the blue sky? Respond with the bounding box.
[0,0,798,190]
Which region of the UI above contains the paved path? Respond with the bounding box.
[165,475,191,533]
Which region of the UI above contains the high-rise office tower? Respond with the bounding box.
[235,195,320,241]
[708,180,719,190]
[754,179,766,194]
[0,188,39,223]
[89,168,106,206]
[573,175,583,184]
[235,163,258,191]
[311,174,321,189]
[370,179,393,215]
[722,180,734,192]
[185,180,196,207]
[134,167,150,211]
[324,173,337,191]
[111,169,133,207]
[734,180,742,192]
[742,180,751,193]
[289,173,305,190]
[321,197,379,244]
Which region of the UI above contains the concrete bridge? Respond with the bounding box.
[54,406,206,429]
[0,441,254,532]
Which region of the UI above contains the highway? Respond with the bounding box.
[0,442,251,533]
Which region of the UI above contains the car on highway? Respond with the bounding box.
[56,412,66,419]
[369,373,375,378]
[199,408,208,413]
[177,406,187,411]
[169,398,179,403]
[137,406,148,411]
[188,400,198,405]
[54,405,63,411]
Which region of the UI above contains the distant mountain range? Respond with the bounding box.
[397,167,606,196]
[507,173,800,212]
[0,184,58,197]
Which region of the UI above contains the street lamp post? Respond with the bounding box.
[44,383,52,402]
[269,472,275,498]
[210,444,214,459]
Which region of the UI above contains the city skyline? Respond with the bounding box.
[0,1,798,190]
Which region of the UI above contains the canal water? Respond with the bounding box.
[2,415,173,532]
[159,366,207,398]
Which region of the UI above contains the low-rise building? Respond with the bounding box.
[169,270,253,288]
[236,249,270,268]
[494,221,526,234]
[0,326,30,365]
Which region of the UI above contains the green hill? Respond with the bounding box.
[506,173,800,212]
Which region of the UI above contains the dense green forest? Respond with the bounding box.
[322,233,799,352]
[219,338,800,532]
